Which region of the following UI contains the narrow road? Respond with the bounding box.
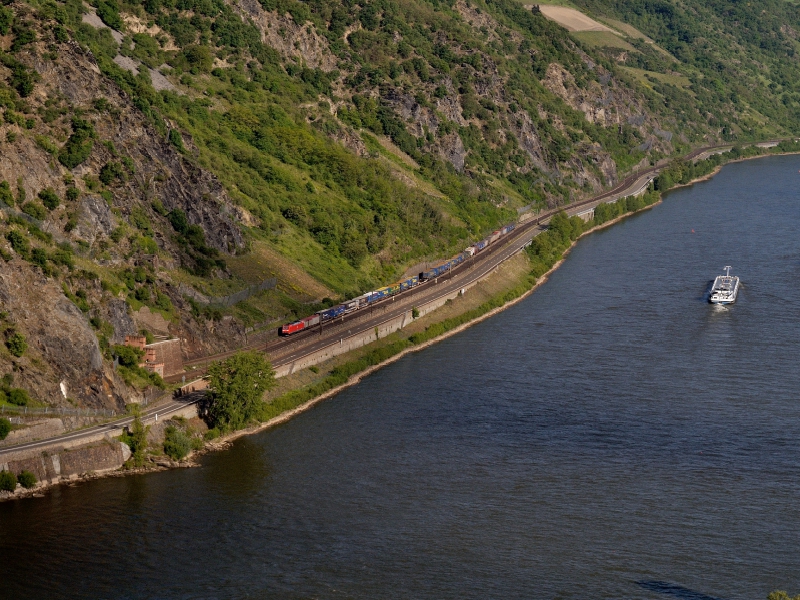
[0,392,206,458]
[0,140,777,458]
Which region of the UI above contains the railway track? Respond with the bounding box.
[170,139,758,382]
[3,140,786,457]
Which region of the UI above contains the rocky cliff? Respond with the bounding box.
[0,0,796,410]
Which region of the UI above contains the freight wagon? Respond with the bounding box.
[316,304,346,321]
[398,276,419,291]
[279,219,518,335]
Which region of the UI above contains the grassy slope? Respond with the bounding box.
[2,0,800,343]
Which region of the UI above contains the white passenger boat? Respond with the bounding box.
[709,266,740,304]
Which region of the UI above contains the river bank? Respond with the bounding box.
[204,198,668,451]
[0,195,659,502]
[1,147,795,502]
[6,152,800,599]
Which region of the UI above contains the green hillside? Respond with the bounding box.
[0,0,798,408]
[567,0,800,139]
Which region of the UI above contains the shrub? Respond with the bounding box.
[0,181,13,206]
[17,470,36,489]
[163,425,191,460]
[0,470,16,492]
[59,118,95,169]
[21,201,46,220]
[6,333,27,357]
[134,286,150,303]
[99,161,125,185]
[10,63,35,97]
[38,188,60,210]
[0,7,11,37]
[8,388,29,406]
[113,344,143,368]
[51,248,75,269]
[168,129,185,152]
[6,230,29,258]
[31,247,48,268]
[66,187,80,201]
[0,417,10,440]
[167,208,188,234]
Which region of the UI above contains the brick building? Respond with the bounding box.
[123,337,183,378]
[124,335,147,350]
[144,339,183,377]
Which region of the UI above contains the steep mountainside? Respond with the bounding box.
[0,0,796,409]
[568,0,800,139]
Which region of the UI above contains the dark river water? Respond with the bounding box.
[3,155,800,599]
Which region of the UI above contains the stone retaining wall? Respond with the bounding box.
[274,279,476,377]
[1,441,130,484]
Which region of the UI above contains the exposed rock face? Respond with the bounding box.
[8,40,245,255]
[384,87,440,135]
[437,133,466,173]
[132,306,171,336]
[74,195,118,244]
[541,62,671,155]
[102,299,137,345]
[510,109,548,173]
[543,63,604,123]
[0,260,129,409]
[330,126,369,157]
[229,0,337,71]
[435,82,468,127]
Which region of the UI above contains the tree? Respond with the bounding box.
[0,417,11,440]
[206,351,276,431]
[113,344,144,368]
[58,118,96,169]
[126,405,150,467]
[0,470,16,492]
[163,425,191,460]
[17,470,36,489]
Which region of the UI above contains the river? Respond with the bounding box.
[2,155,800,599]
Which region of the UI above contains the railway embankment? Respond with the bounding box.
[3,143,799,501]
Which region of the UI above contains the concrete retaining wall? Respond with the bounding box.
[1,441,131,484]
[274,279,476,378]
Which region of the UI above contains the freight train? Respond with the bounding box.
[279,223,516,336]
